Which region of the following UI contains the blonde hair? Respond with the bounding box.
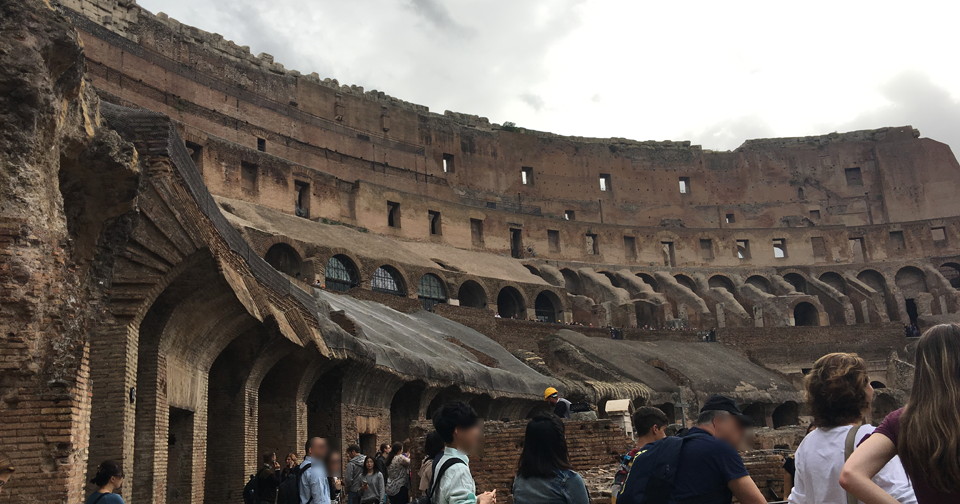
[899,324,960,492]
[804,352,870,427]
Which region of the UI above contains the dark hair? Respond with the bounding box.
[346,444,362,454]
[804,352,869,427]
[632,407,668,437]
[432,401,480,444]
[91,460,123,487]
[379,443,389,452]
[386,442,403,467]
[363,456,377,475]
[517,415,572,478]
[262,453,276,464]
[424,431,445,461]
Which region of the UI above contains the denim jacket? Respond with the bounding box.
[512,469,590,504]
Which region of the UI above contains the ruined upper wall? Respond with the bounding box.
[57,0,960,236]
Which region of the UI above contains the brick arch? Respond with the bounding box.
[454,277,492,309]
[252,233,308,261]
[318,248,366,282]
[366,262,413,296]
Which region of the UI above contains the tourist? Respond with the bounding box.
[418,431,445,496]
[0,455,14,493]
[301,437,331,504]
[842,324,960,503]
[611,407,669,502]
[282,452,300,480]
[375,444,389,481]
[86,460,125,504]
[344,444,367,504]
[385,442,411,504]
[327,451,343,504]
[544,387,572,419]
[512,414,589,504]
[788,353,915,504]
[360,457,385,504]
[432,401,496,504]
[256,452,282,504]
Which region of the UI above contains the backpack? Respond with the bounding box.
[278,463,310,504]
[243,474,257,504]
[616,433,709,504]
[411,457,464,504]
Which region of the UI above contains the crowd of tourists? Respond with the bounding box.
[1,324,955,503]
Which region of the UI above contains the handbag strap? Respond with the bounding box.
[843,424,861,504]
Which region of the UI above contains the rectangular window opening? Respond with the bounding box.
[849,237,866,262]
[623,236,637,260]
[428,210,442,235]
[661,241,676,267]
[844,167,863,186]
[736,239,751,260]
[387,201,401,228]
[773,238,787,259]
[442,153,455,173]
[257,137,266,152]
[811,237,827,260]
[586,233,599,255]
[699,238,714,260]
[599,173,612,192]
[294,180,310,218]
[510,228,523,259]
[888,231,905,254]
[932,226,947,244]
[548,230,561,253]
[725,213,736,224]
[679,176,691,194]
[240,161,258,193]
[809,209,821,220]
[564,210,576,221]
[470,218,484,247]
[521,166,534,186]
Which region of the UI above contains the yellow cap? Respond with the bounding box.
[544,387,559,400]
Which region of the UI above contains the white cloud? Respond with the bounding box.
[137,0,960,151]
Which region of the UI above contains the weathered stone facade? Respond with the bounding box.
[1,0,958,503]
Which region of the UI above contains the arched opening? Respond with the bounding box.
[741,403,767,428]
[426,386,461,420]
[819,272,846,293]
[675,274,698,292]
[600,271,623,288]
[534,290,562,323]
[371,265,406,296]
[745,275,773,294]
[264,243,302,278]
[655,402,676,423]
[390,381,425,443]
[872,393,898,424]
[469,394,494,419]
[561,268,583,295]
[418,274,447,311]
[707,275,735,292]
[258,353,304,459]
[457,280,488,309]
[870,380,887,389]
[794,302,819,326]
[858,269,898,321]
[783,273,807,294]
[772,401,799,428]
[939,262,960,289]
[325,254,359,292]
[895,266,928,296]
[496,286,526,319]
[523,264,542,278]
[307,367,344,450]
[636,273,660,292]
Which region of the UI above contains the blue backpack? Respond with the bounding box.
[616,433,710,504]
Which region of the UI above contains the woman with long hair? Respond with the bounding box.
[512,414,589,504]
[384,442,410,504]
[788,353,915,504]
[418,431,445,496]
[86,460,126,503]
[359,456,385,504]
[842,324,960,503]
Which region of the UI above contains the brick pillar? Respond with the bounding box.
[88,323,139,499]
[133,344,169,504]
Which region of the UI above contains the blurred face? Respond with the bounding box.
[310,439,328,460]
[454,423,483,454]
[286,454,297,467]
[712,414,747,448]
[548,395,559,406]
[111,474,125,489]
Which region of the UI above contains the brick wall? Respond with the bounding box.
[409,420,632,503]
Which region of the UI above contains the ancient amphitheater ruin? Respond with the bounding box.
[2,0,959,502]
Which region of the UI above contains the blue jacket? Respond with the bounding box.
[512,469,590,504]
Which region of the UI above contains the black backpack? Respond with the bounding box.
[278,463,310,504]
[617,433,709,504]
[411,457,464,504]
[243,474,257,504]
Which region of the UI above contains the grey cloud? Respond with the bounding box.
[406,0,473,36]
[684,114,775,151]
[520,93,545,111]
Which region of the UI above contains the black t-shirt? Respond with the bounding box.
[671,428,749,504]
[554,398,572,418]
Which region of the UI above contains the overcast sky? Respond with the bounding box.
[138,0,960,152]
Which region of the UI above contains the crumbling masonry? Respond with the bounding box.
[1,0,957,502]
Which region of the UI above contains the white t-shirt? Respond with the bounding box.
[788,424,916,504]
